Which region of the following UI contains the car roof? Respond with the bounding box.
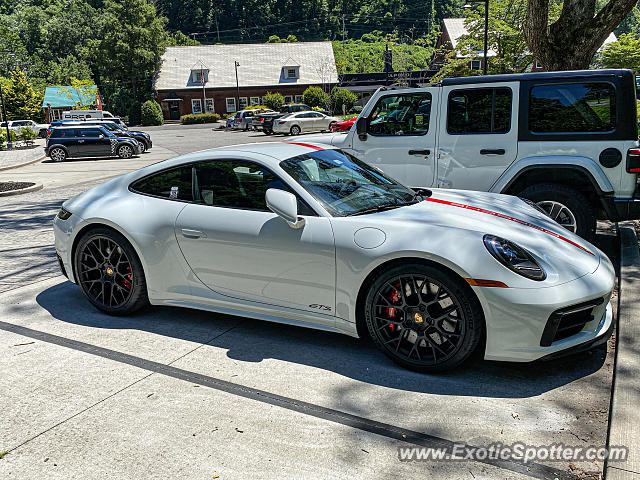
[441,68,634,86]
[52,125,106,129]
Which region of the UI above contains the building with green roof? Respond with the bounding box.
[42,85,102,122]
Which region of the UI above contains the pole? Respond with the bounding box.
[483,0,489,75]
[0,81,10,149]
[235,61,240,112]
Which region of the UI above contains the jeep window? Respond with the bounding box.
[528,83,616,133]
[447,88,512,134]
[367,92,432,136]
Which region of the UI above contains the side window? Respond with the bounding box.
[193,160,315,215]
[447,87,512,134]
[131,166,193,201]
[528,82,616,133]
[78,128,102,137]
[367,92,432,136]
[52,129,75,138]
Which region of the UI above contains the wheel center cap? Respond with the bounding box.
[413,312,424,324]
[105,266,114,276]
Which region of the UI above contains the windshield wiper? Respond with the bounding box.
[346,203,406,216]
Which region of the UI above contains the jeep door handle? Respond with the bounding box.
[408,149,431,156]
[181,228,206,239]
[480,149,505,155]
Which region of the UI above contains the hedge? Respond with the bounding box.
[180,113,221,124]
[141,100,163,126]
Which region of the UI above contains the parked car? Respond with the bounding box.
[232,108,275,130]
[295,69,640,240]
[1,120,49,138]
[45,125,141,162]
[53,120,152,153]
[61,110,126,126]
[225,112,241,129]
[53,142,614,373]
[252,104,312,134]
[330,117,357,132]
[272,111,340,135]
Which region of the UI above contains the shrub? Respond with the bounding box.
[243,105,268,110]
[141,100,163,126]
[18,127,38,142]
[303,86,330,109]
[263,92,284,111]
[180,113,221,124]
[331,87,358,115]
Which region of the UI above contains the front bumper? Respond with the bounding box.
[475,249,615,362]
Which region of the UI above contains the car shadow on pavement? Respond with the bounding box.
[35,280,607,399]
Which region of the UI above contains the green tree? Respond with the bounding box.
[59,78,99,109]
[330,87,357,114]
[303,86,330,108]
[3,69,43,121]
[598,33,640,68]
[141,99,164,125]
[46,56,93,85]
[263,92,284,110]
[95,0,168,100]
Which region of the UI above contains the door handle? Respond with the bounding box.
[480,149,506,155]
[181,228,206,239]
[78,139,85,143]
[408,149,431,156]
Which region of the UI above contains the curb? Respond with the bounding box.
[0,154,46,172]
[605,222,640,479]
[0,183,44,197]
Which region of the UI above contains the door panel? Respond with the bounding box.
[436,82,519,191]
[175,205,335,313]
[350,88,439,188]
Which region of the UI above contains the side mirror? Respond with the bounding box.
[265,188,305,229]
[356,116,368,140]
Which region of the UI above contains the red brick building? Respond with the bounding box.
[154,42,338,120]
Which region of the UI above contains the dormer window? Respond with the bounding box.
[191,69,209,84]
[284,66,299,79]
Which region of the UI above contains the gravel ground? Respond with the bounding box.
[0,182,36,192]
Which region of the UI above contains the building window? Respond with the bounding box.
[191,69,209,84]
[191,98,203,114]
[250,96,260,106]
[226,97,237,113]
[238,97,248,109]
[285,67,299,79]
[205,98,215,113]
[470,60,482,71]
[294,95,303,103]
[284,95,293,104]
[535,60,542,69]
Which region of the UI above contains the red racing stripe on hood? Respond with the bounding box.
[425,197,595,256]
[284,142,325,151]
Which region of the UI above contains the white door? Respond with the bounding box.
[349,88,439,188]
[436,82,519,191]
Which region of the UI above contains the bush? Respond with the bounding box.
[263,92,284,111]
[18,127,38,142]
[141,100,163,126]
[303,86,330,109]
[180,113,221,124]
[331,87,358,115]
[243,105,268,110]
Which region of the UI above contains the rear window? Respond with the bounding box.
[528,82,616,134]
[51,129,76,138]
[131,166,193,201]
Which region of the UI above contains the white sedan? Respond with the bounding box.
[273,111,340,135]
[53,142,614,373]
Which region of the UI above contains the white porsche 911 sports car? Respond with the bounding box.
[53,142,615,372]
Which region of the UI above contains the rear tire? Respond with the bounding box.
[518,183,595,241]
[50,147,67,162]
[264,129,272,135]
[138,142,146,154]
[290,125,301,135]
[364,264,484,373]
[74,227,149,316]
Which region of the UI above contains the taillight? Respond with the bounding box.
[628,148,640,173]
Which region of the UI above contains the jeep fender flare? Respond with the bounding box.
[491,156,615,196]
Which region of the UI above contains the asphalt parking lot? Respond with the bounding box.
[0,124,620,479]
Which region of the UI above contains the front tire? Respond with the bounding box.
[364,264,484,373]
[50,147,67,162]
[74,227,149,315]
[290,125,301,135]
[117,144,134,159]
[138,142,146,154]
[264,129,272,135]
[518,183,595,240]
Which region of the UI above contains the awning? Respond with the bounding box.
[162,92,184,102]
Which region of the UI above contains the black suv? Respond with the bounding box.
[45,125,141,162]
[252,104,311,135]
[54,120,152,153]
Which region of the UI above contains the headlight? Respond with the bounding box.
[483,235,546,281]
[57,208,72,220]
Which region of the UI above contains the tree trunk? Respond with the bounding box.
[524,0,638,71]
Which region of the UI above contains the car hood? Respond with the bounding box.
[370,188,602,281]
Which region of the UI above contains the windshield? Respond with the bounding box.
[280,149,424,216]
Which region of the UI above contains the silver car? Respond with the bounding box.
[53,142,614,372]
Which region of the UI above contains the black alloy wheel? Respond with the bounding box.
[75,228,148,315]
[364,264,483,372]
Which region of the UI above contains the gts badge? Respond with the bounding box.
[309,304,331,312]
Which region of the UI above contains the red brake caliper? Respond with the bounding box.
[386,282,401,332]
[123,266,133,290]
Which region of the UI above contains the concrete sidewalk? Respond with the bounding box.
[0,139,45,171]
[606,222,640,479]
